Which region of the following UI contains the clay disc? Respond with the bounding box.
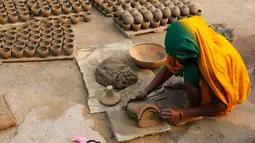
[138,108,161,128]
[99,93,121,106]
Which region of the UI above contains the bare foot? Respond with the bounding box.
[163,80,185,89]
[173,116,204,126]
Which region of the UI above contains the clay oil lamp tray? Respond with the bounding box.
[129,42,166,69]
[126,99,161,128]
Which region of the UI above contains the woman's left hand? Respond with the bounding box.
[159,108,181,121]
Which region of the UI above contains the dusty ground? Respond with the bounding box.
[1,0,255,142]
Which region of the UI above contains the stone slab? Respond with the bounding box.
[106,109,171,142]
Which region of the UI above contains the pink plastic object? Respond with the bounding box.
[71,137,88,143]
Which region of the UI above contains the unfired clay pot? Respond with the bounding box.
[115,8,124,17]
[153,9,163,20]
[6,31,16,37]
[181,5,189,16]
[139,0,147,5]
[121,22,131,30]
[120,10,131,20]
[64,34,75,40]
[3,42,14,49]
[1,48,11,59]
[52,39,62,47]
[5,37,16,43]
[139,7,147,15]
[133,13,143,23]
[50,45,62,56]
[0,15,8,24]
[99,1,107,9]
[168,16,177,24]
[150,19,160,28]
[179,15,187,19]
[27,40,39,48]
[59,16,69,24]
[162,7,171,18]
[25,46,36,57]
[113,2,122,11]
[30,25,40,31]
[53,34,63,41]
[63,29,73,34]
[123,5,132,11]
[99,86,120,106]
[82,2,91,12]
[131,0,139,7]
[50,1,59,7]
[165,2,175,9]
[63,44,74,55]
[17,36,29,43]
[42,34,52,42]
[189,4,198,15]
[27,0,37,8]
[134,3,142,10]
[130,8,139,16]
[37,46,49,58]
[52,5,62,15]
[156,3,165,11]
[148,5,156,12]
[64,39,74,45]
[52,24,61,30]
[72,3,82,13]
[30,18,41,25]
[160,17,168,25]
[62,24,72,29]
[171,6,180,17]
[176,1,183,8]
[123,14,134,24]
[41,7,52,17]
[181,0,188,4]
[41,24,51,30]
[162,0,170,6]
[81,12,91,22]
[0,34,5,41]
[131,23,141,31]
[31,5,41,15]
[40,40,51,48]
[15,41,26,48]
[63,4,72,14]
[30,29,41,36]
[144,2,152,9]
[19,30,30,38]
[30,35,41,43]
[8,12,18,23]
[197,9,202,16]
[104,3,113,14]
[19,25,29,31]
[12,47,24,58]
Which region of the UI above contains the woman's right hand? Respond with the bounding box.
[127,90,147,104]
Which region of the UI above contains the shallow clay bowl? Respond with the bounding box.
[129,42,166,69]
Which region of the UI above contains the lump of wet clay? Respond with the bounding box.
[127,100,161,128]
[95,57,138,90]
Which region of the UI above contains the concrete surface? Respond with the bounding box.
[0,0,255,142]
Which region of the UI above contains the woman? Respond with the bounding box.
[128,16,250,126]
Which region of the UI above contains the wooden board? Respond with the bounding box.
[91,2,114,17]
[113,22,168,38]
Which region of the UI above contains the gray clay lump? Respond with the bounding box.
[95,57,138,90]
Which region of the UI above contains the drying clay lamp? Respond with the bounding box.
[99,85,120,106]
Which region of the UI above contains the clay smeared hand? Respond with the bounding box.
[127,90,147,104]
[159,108,181,123]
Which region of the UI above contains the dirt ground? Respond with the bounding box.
[1,0,255,142]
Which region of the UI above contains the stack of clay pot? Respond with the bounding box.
[0,18,75,59]
[27,0,92,17]
[0,0,31,24]
[111,0,201,31]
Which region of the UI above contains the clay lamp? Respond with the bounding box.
[99,85,120,106]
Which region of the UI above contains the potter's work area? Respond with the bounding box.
[106,108,171,142]
[76,40,155,113]
[0,18,76,62]
[0,0,92,25]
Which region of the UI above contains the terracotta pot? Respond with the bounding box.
[17,36,29,43]
[160,17,168,25]
[41,34,52,42]
[58,16,69,24]
[8,12,18,23]
[123,14,134,24]
[5,31,16,37]
[30,35,41,43]
[30,30,41,37]
[104,3,113,14]
[162,7,171,18]
[62,4,72,14]
[40,40,51,48]
[115,8,124,17]
[52,19,61,25]
[121,22,131,31]
[179,15,187,20]
[29,25,40,31]
[53,29,63,35]
[37,46,49,57]
[176,1,183,8]
[31,5,40,15]
[18,12,30,22]
[131,23,141,31]
[143,11,153,21]
[18,24,29,31]
[150,19,160,28]
[113,2,122,11]
[5,36,16,43]
[30,18,41,25]
[50,1,59,6]
[152,9,162,20]
[50,45,62,56]
[1,48,11,59]
[42,29,52,35]
[64,38,74,45]
[27,40,39,48]
[64,33,75,40]
[0,34,5,40]
[99,1,107,9]
[27,0,37,8]
[60,0,69,6]
[189,4,198,15]
[197,9,202,16]
[70,0,79,4]
[3,42,14,49]
[53,34,63,41]
[82,2,91,12]
[15,41,26,49]
[52,39,62,46]
[41,7,51,17]
[17,7,27,13]
[168,16,177,24]
[25,46,36,57]
[63,44,74,55]
[19,30,30,38]
[39,2,49,7]
[72,3,82,13]
[52,24,61,30]
[52,5,62,15]
[11,47,24,58]
[171,6,180,17]
[133,13,143,23]
[41,24,51,30]
[70,14,80,24]
[180,5,189,16]
[81,12,91,22]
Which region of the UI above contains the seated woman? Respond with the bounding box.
[128,16,250,126]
